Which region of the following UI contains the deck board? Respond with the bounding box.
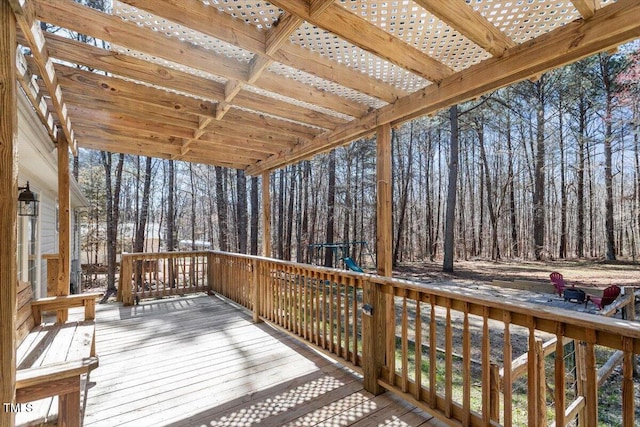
[84,294,441,426]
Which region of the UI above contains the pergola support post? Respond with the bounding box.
[57,132,71,322]
[0,2,18,425]
[376,123,392,277]
[361,124,393,396]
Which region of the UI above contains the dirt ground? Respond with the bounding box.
[393,258,640,290]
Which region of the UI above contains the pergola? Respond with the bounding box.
[2,0,640,425]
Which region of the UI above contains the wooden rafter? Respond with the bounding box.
[245,0,640,175]
[11,0,76,153]
[53,61,345,131]
[571,0,599,19]
[268,0,454,82]
[116,0,404,103]
[34,0,365,123]
[413,0,516,57]
[309,0,335,19]
[63,94,302,150]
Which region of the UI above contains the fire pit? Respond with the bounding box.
[563,287,585,303]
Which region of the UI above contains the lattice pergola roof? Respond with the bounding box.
[12,0,640,174]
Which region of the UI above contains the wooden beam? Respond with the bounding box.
[54,63,218,118]
[246,0,640,175]
[54,60,345,131]
[268,0,453,82]
[266,13,303,56]
[37,0,371,118]
[12,0,76,154]
[62,84,321,142]
[413,0,516,57]
[376,124,392,277]
[66,99,302,149]
[261,172,271,257]
[56,133,70,322]
[571,0,599,19]
[1,1,18,424]
[116,0,404,103]
[309,0,334,19]
[75,130,252,170]
[15,47,57,141]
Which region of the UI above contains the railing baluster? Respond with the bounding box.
[462,302,471,427]
[527,316,538,426]
[401,292,409,393]
[429,296,437,409]
[329,276,335,354]
[344,281,350,360]
[336,281,342,359]
[445,299,452,418]
[482,306,490,426]
[414,298,422,401]
[555,323,566,427]
[352,283,358,365]
[622,337,635,427]
[503,312,513,427]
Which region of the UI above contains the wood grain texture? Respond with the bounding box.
[83,294,440,426]
[0,2,18,425]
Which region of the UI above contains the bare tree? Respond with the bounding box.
[443,105,459,272]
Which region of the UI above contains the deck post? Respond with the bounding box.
[261,172,271,258]
[376,124,392,277]
[0,1,18,425]
[362,279,385,395]
[375,124,393,395]
[57,132,71,322]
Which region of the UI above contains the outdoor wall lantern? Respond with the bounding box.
[18,181,39,217]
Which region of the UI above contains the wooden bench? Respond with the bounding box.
[14,281,101,427]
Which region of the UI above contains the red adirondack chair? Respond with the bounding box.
[550,271,567,296]
[585,285,621,310]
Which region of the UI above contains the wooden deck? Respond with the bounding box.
[84,294,446,427]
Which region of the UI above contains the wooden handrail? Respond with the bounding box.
[124,250,639,426]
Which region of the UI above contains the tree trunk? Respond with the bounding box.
[477,119,500,260]
[250,176,259,255]
[601,53,617,261]
[277,169,285,259]
[236,169,248,254]
[558,93,568,259]
[324,150,337,267]
[215,166,229,252]
[506,113,519,257]
[285,166,295,261]
[533,79,546,260]
[101,152,124,302]
[393,125,413,267]
[443,105,459,273]
[133,157,152,253]
[576,98,586,258]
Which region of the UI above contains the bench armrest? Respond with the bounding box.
[16,357,99,390]
[16,357,98,404]
[31,293,103,324]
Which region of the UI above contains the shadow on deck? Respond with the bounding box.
[85,294,445,427]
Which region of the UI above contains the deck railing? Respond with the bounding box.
[120,251,639,426]
[118,251,210,304]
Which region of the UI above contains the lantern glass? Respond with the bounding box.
[18,183,39,217]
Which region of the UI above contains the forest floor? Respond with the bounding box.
[392,257,640,289]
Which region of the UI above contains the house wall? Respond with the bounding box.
[17,91,87,297]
